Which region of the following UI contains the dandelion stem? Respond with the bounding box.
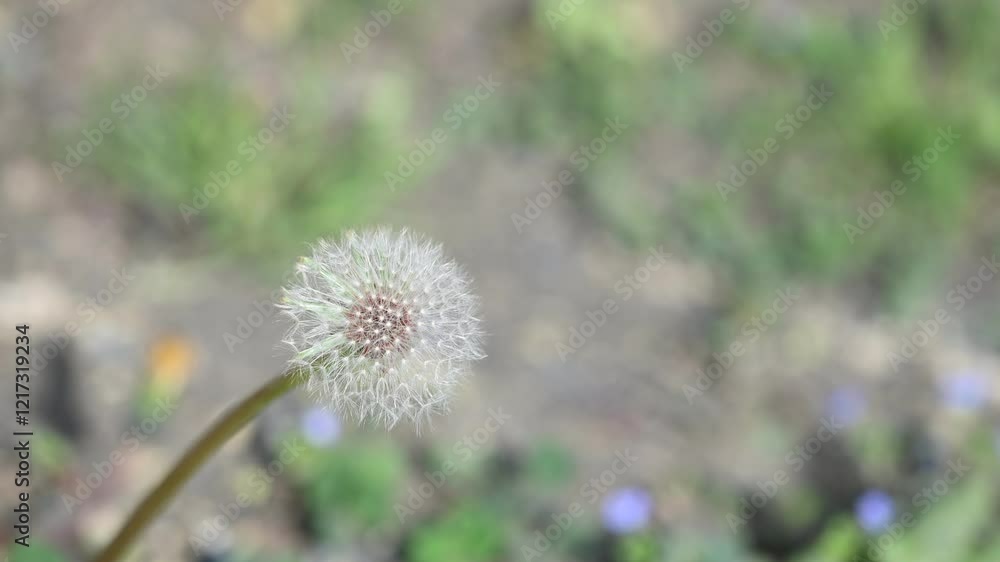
[93,369,305,562]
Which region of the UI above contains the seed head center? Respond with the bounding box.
[347,292,414,358]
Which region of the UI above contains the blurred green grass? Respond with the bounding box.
[492,0,1000,314]
[60,0,1000,311]
[57,0,997,311]
[67,63,415,268]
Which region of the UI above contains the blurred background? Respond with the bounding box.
[2,0,1000,560]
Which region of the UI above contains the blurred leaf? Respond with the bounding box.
[524,440,576,486]
[32,427,73,475]
[407,503,507,562]
[791,516,863,562]
[883,472,994,562]
[616,532,663,562]
[292,438,408,536]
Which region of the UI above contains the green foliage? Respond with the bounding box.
[880,474,996,562]
[296,0,370,45]
[71,66,413,266]
[480,0,659,143]
[407,503,508,562]
[31,427,73,476]
[507,0,1000,315]
[290,437,408,537]
[791,517,863,562]
[276,420,999,562]
[615,532,663,562]
[845,420,901,481]
[523,440,576,486]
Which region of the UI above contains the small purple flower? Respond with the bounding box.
[301,406,341,447]
[826,386,867,427]
[601,487,654,534]
[939,371,990,412]
[855,490,894,534]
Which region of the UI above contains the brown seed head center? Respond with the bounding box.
[346,292,414,358]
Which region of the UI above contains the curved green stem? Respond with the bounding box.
[93,370,306,562]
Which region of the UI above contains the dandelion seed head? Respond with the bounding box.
[280,227,485,429]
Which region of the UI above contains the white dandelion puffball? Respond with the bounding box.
[281,227,485,429]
